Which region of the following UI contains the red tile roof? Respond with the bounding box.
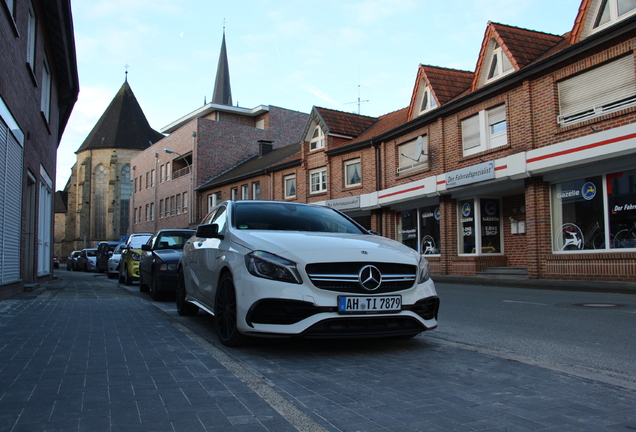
[315,107,377,137]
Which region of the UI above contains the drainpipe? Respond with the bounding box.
[372,140,383,235]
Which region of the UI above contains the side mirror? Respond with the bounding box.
[196,223,224,239]
[141,244,152,251]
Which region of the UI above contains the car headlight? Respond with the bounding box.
[245,251,302,284]
[417,255,431,283]
[159,263,177,272]
[131,252,141,260]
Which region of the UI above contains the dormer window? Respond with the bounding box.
[486,42,513,83]
[593,0,636,31]
[418,86,437,115]
[309,125,325,151]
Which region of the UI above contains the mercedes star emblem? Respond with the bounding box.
[358,265,382,291]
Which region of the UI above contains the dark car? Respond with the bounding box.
[139,229,195,300]
[66,250,81,271]
[76,248,98,272]
[96,241,122,273]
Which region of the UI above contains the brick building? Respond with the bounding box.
[201,0,636,282]
[0,0,79,297]
[130,32,309,233]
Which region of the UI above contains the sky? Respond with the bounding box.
[57,0,583,189]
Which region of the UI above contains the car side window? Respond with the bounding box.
[211,206,227,233]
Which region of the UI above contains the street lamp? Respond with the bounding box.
[164,148,193,225]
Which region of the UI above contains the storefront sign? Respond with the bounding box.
[325,196,360,210]
[446,162,495,188]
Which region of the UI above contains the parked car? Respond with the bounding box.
[76,248,98,272]
[67,250,81,271]
[177,200,440,347]
[119,233,152,285]
[53,256,60,269]
[107,244,124,279]
[96,241,122,273]
[139,229,196,300]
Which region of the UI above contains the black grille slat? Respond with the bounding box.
[305,262,416,294]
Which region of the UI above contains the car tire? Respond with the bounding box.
[118,267,125,284]
[139,272,149,293]
[124,268,133,286]
[214,273,247,347]
[176,269,198,316]
[150,270,162,301]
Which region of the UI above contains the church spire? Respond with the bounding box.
[212,29,233,106]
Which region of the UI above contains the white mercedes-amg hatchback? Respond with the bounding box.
[177,200,439,346]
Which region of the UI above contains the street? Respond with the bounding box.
[1,270,635,431]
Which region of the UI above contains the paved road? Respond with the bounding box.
[1,270,635,431]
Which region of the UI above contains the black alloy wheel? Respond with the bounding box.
[150,270,162,301]
[139,271,149,293]
[214,273,247,347]
[176,268,198,316]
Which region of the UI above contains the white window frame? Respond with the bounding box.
[344,159,362,187]
[398,136,429,174]
[41,56,51,121]
[557,55,636,126]
[417,85,437,116]
[462,104,507,156]
[485,42,514,84]
[591,0,636,34]
[284,175,296,199]
[241,184,248,200]
[309,125,325,151]
[208,192,221,211]
[310,167,327,194]
[231,187,238,201]
[252,182,260,200]
[183,191,188,213]
[176,193,181,214]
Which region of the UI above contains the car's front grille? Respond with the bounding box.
[246,299,332,326]
[301,316,426,338]
[305,262,416,294]
[404,296,439,321]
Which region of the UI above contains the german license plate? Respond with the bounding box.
[338,295,401,314]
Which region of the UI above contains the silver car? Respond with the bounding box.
[107,244,124,279]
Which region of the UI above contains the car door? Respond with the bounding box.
[187,205,228,307]
[140,233,158,282]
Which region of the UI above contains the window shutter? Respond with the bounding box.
[558,56,636,119]
[0,120,22,284]
[487,105,506,126]
[462,114,481,150]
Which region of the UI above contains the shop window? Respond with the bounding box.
[310,167,327,194]
[395,206,441,255]
[284,175,296,199]
[552,171,636,251]
[461,105,507,156]
[458,198,502,254]
[344,159,361,187]
[396,210,418,251]
[557,56,636,126]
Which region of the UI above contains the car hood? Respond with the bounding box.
[231,231,420,264]
[153,249,184,262]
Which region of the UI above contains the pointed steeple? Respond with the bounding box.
[212,30,233,106]
[76,80,164,152]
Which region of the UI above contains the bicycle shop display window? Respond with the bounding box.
[458,198,502,254]
[552,171,636,251]
[395,205,441,255]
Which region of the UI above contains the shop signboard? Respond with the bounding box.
[446,162,495,188]
[325,196,360,211]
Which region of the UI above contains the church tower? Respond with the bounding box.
[211,30,233,106]
[58,78,164,257]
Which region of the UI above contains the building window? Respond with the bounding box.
[159,199,164,218]
[458,198,502,255]
[160,165,165,183]
[165,196,171,217]
[310,125,325,151]
[145,204,150,222]
[41,57,51,121]
[417,85,437,116]
[150,202,155,221]
[241,184,248,200]
[344,159,361,187]
[26,2,36,69]
[462,105,507,156]
[93,164,107,239]
[176,193,181,214]
[557,55,636,126]
[183,192,188,213]
[208,192,221,211]
[231,187,238,201]
[150,169,155,188]
[592,0,636,32]
[485,41,514,83]
[166,162,171,181]
[170,196,176,215]
[310,167,327,194]
[252,182,260,200]
[284,175,296,199]
[120,165,131,237]
[398,135,429,174]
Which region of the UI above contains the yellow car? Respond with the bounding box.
[119,233,152,285]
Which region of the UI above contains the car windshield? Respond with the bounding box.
[129,235,151,248]
[86,249,97,257]
[233,202,367,234]
[156,232,193,249]
[113,245,123,254]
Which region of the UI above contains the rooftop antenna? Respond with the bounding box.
[344,69,369,114]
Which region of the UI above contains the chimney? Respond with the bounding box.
[258,140,273,157]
